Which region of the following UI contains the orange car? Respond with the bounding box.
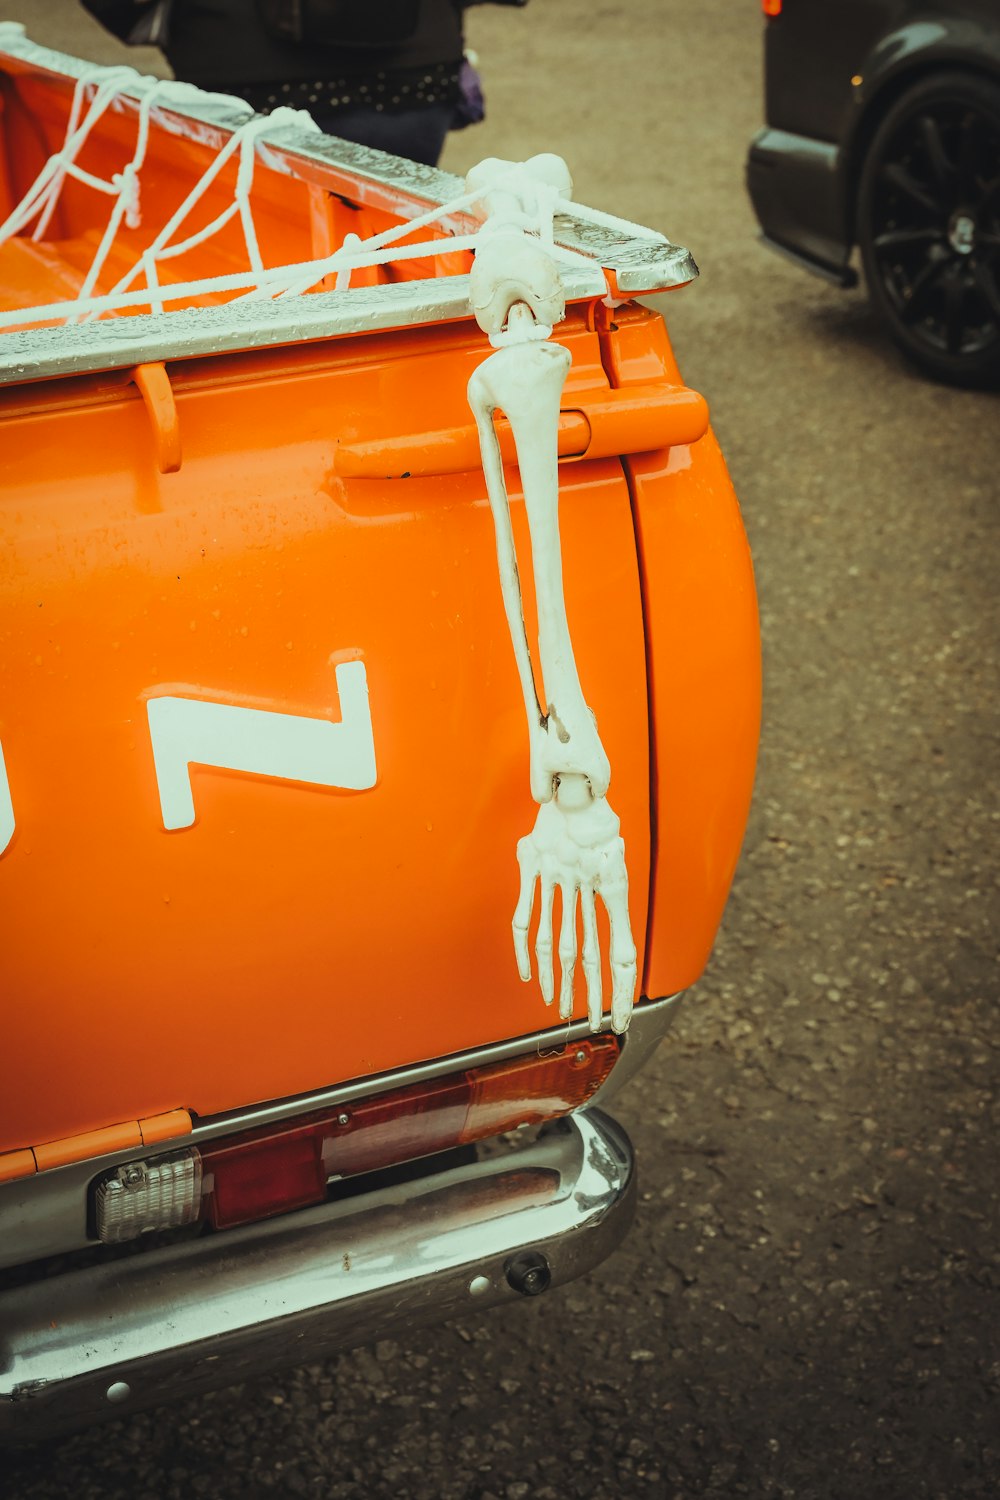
[0,30,760,1441]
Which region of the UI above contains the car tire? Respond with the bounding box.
[857,71,1000,387]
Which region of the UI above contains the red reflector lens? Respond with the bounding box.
[762,0,782,15]
[203,1127,326,1230]
[322,1076,472,1181]
[201,1036,619,1231]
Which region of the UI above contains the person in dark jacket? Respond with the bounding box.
[82,1,523,166]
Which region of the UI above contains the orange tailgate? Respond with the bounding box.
[0,310,651,1152]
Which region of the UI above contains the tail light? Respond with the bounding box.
[92,1037,619,1242]
[761,0,782,15]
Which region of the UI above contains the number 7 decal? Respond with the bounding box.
[147,659,377,831]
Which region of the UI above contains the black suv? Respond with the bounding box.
[746,0,1000,386]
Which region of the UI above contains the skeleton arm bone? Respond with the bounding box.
[466,154,637,1031]
[468,349,544,760]
[467,336,611,803]
[468,338,637,1028]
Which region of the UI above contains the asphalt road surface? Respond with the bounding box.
[4,3,999,1497]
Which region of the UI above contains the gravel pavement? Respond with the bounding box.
[4,2,999,1497]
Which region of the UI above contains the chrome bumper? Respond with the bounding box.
[0,1109,634,1445]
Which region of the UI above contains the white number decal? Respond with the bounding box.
[0,741,14,855]
[147,659,376,831]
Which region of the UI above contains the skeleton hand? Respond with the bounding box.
[513,773,637,1033]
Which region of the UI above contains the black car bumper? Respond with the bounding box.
[746,126,857,287]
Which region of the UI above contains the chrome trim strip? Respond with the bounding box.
[0,270,600,385]
[0,30,697,384]
[0,994,681,1270]
[192,992,683,1141]
[0,1109,634,1445]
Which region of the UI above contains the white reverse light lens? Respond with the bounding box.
[94,1149,203,1244]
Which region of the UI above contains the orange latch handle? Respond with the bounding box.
[567,382,708,465]
[334,382,709,480]
[132,360,182,473]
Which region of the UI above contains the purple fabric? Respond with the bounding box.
[452,57,485,129]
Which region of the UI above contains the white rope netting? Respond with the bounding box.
[0,61,626,333]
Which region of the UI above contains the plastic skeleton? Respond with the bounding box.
[466,157,638,1034]
[0,49,637,1028]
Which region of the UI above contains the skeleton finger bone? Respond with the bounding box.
[604,873,638,1034]
[512,839,536,983]
[580,883,603,1030]
[558,881,579,1021]
[535,876,556,1004]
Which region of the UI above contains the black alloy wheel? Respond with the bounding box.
[858,73,1000,386]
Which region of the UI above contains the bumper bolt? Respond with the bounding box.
[505,1250,551,1297]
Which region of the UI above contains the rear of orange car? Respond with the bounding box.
[0,33,759,1443]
